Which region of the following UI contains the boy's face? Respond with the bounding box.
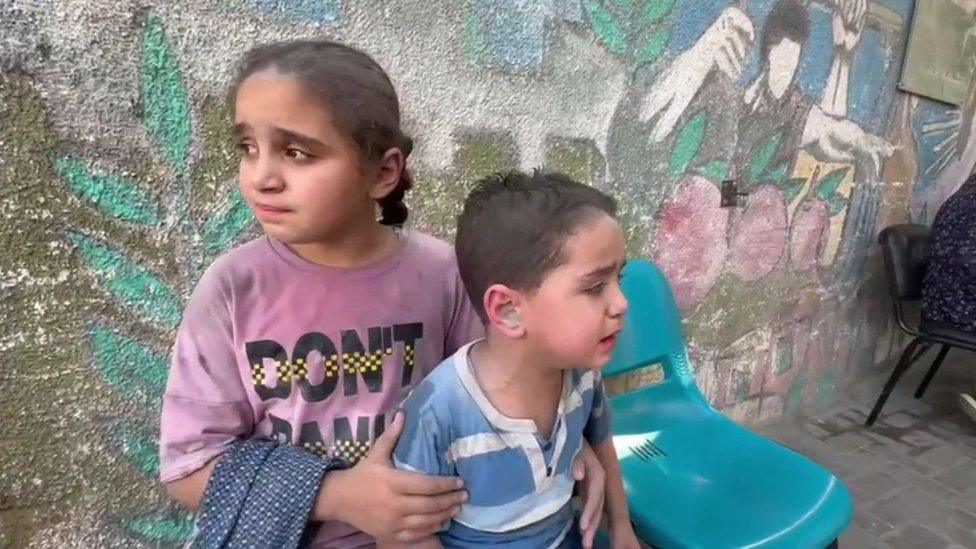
[520,213,629,370]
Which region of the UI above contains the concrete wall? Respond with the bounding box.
[2,0,974,545]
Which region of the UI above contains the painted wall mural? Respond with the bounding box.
[2,0,976,546]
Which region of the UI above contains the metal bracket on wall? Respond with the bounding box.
[720,179,749,208]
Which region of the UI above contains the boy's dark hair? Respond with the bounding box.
[230,40,412,225]
[456,170,617,322]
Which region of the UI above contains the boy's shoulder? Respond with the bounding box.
[401,351,465,414]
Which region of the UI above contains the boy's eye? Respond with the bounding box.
[585,282,606,295]
[238,142,256,156]
[285,148,312,161]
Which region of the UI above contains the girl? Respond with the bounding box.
[158,41,605,547]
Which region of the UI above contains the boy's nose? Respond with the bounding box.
[609,285,629,318]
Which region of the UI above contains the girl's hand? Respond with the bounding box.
[611,522,641,549]
[572,441,606,548]
[316,412,466,543]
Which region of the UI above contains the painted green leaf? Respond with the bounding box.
[70,233,183,328]
[642,0,676,25]
[669,112,707,177]
[120,510,194,544]
[56,157,161,225]
[764,161,790,184]
[142,13,191,173]
[695,159,729,182]
[585,0,627,54]
[827,193,848,216]
[815,167,850,201]
[609,0,634,11]
[634,29,669,68]
[748,132,782,182]
[784,177,806,202]
[785,370,808,415]
[104,420,160,477]
[202,188,255,256]
[90,327,168,403]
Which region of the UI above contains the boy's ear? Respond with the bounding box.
[368,148,405,200]
[483,284,525,338]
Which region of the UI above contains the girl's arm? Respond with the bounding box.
[164,456,220,510]
[163,414,465,544]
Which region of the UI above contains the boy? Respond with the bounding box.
[392,171,639,548]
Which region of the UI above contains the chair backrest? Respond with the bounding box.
[603,260,705,400]
[878,224,931,302]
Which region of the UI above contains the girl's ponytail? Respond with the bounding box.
[379,136,413,226]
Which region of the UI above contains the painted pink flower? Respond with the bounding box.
[728,184,787,281]
[652,176,729,311]
[790,199,829,272]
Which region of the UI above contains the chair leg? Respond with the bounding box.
[915,345,952,398]
[866,338,925,426]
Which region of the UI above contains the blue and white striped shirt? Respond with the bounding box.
[393,342,612,548]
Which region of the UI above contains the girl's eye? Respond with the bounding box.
[238,142,256,156]
[285,148,311,161]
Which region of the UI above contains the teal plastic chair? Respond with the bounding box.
[604,260,853,548]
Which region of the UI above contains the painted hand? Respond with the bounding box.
[831,0,868,52]
[803,105,895,177]
[640,7,754,142]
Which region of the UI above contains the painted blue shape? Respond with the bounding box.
[668,0,727,53]
[911,99,959,195]
[796,5,833,101]
[738,0,776,86]
[554,0,585,24]
[848,29,889,132]
[469,0,549,70]
[250,0,341,23]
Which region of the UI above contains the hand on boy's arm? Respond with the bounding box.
[314,412,466,543]
[593,438,640,549]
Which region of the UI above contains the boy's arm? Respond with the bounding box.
[583,374,640,547]
[592,438,632,530]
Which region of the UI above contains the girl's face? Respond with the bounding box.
[234,73,376,245]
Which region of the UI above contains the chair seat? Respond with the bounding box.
[612,389,853,549]
[921,319,976,349]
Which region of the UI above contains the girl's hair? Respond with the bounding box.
[231,40,413,226]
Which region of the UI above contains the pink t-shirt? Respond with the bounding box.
[159,230,483,547]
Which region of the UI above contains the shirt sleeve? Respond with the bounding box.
[583,373,612,446]
[444,268,485,356]
[159,262,255,483]
[393,382,452,477]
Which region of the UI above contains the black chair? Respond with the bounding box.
[866,224,976,426]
